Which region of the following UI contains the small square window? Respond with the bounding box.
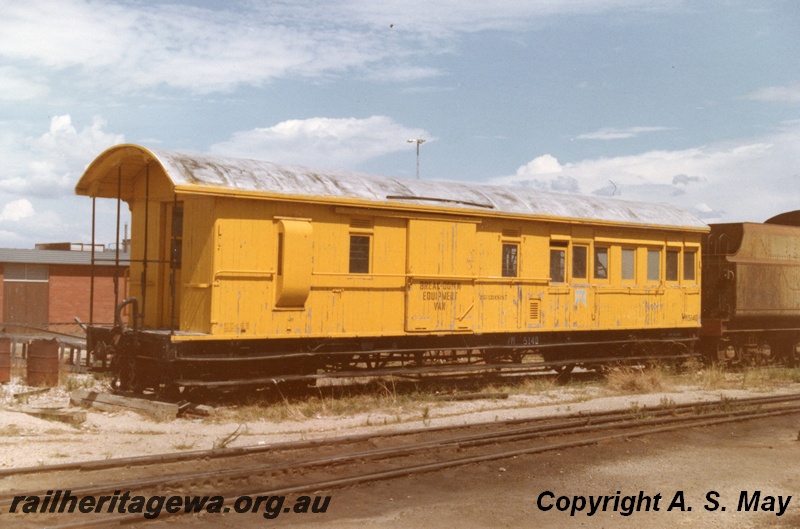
[572,246,587,280]
[621,248,635,281]
[349,235,370,274]
[684,251,696,281]
[502,243,518,278]
[550,249,565,283]
[647,249,661,281]
[594,247,608,279]
[666,250,679,281]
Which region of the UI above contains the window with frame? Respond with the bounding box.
[683,250,697,281]
[594,247,609,279]
[349,235,371,274]
[550,244,566,283]
[647,249,661,281]
[621,248,635,281]
[3,263,49,282]
[502,243,518,278]
[666,250,679,282]
[572,246,587,280]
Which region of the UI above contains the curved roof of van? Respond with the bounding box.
[76,144,708,231]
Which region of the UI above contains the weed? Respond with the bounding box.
[606,366,668,393]
[172,436,197,451]
[213,424,247,450]
[627,401,650,420]
[60,372,107,392]
[710,394,737,414]
[0,424,22,436]
[228,401,269,423]
[658,396,677,409]
[200,362,800,432]
[377,378,398,403]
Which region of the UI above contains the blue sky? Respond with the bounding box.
[0,0,798,247]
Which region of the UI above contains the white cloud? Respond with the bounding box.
[366,65,443,83]
[495,123,800,223]
[0,114,126,247]
[346,0,680,35]
[210,116,433,168]
[0,196,75,248]
[0,0,401,94]
[0,204,70,248]
[0,67,49,101]
[746,82,800,103]
[0,0,683,96]
[0,199,35,222]
[576,126,671,141]
[516,154,563,176]
[0,115,125,197]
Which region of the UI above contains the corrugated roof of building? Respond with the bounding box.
[0,248,129,266]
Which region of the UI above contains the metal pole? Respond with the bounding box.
[141,163,149,327]
[407,139,426,179]
[89,197,96,326]
[114,166,121,311]
[415,142,420,179]
[170,195,177,335]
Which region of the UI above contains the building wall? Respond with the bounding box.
[0,266,4,323]
[0,263,127,335]
[49,264,127,327]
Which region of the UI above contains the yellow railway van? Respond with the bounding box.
[75,144,708,392]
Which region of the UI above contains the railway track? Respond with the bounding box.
[177,351,701,388]
[3,393,800,527]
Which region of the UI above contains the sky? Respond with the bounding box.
[0,0,799,248]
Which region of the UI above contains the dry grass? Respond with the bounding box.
[214,373,568,425]
[676,363,800,391]
[206,362,800,427]
[482,375,561,395]
[59,372,109,392]
[0,424,22,437]
[218,380,440,425]
[739,366,800,387]
[605,366,669,393]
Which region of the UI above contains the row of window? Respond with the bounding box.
[542,244,696,284]
[347,232,696,285]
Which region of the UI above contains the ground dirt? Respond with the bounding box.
[1,376,800,528]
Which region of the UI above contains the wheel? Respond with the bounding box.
[553,363,575,383]
[717,340,736,363]
[553,364,575,375]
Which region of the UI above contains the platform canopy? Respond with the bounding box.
[76,144,708,231]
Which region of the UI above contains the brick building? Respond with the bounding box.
[0,245,129,336]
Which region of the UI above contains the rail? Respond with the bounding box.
[5,393,800,527]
